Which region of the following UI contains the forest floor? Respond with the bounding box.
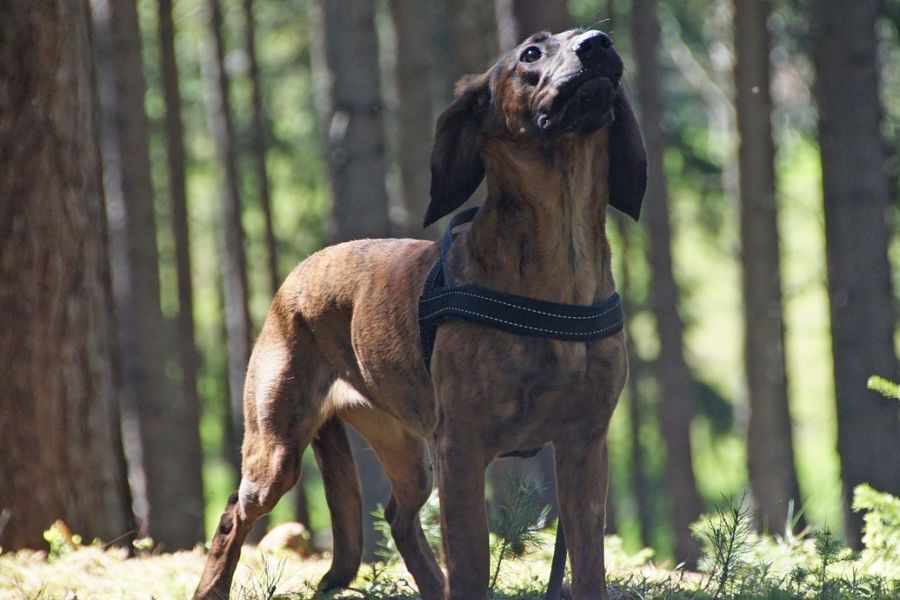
[2,486,899,600]
[0,538,677,600]
[1,528,899,600]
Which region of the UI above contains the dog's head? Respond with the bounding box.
[424,29,647,227]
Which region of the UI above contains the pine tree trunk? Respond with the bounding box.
[157,0,206,543]
[733,0,803,535]
[446,0,498,83]
[614,217,654,547]
[0,0,134,550]
[238,0,313,530]
[810,0,900,546]
[93,0,204,549]
[204,0,254,474]
[495,0,569,52]
[631,0,702,565]
[386,0,436,236]
[309,0,393,561]
[241,0,280,297]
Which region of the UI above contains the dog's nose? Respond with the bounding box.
[573,30,613,66]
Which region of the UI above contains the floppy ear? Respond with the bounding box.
[423,74,491,227]
[608,92,648,221]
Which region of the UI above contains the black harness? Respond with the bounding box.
[418,206,625,371]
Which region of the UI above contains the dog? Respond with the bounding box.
[193,28,647,600]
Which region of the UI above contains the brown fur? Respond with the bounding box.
[194,29,647,600]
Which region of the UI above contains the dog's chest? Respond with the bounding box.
[435,327,626,451]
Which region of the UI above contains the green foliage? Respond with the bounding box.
[42,522,81,561]
[853,484,900,573]
[364,504,401,589]
[692,496,755,599]
[488,473,551,591]
[669,488,900,600]
[867,376,900,401]
[419,489,444,557]
[370,504,398,566]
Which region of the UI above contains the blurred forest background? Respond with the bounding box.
[2,0,900,572]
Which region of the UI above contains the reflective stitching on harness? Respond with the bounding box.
[420,289,620,320]
[418,206,625,372]
[420,306,623,337]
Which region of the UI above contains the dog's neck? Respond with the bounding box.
[454,131,614,305]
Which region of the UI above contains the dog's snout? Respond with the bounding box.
[573,30,613,66]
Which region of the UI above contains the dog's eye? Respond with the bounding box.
[520,46,542,63]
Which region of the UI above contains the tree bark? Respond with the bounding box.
[614,217,654,547]
[309,0,393,561]
[733,0,803,535]
[0,0,135,550]
[495,0,569,52]
[810,0,900,546]
[241,0,280,297]
[203,0,254,474]
[157,0,206,542]
[446,0,498,83]
[238,0,313,531]
[631,0,703,565]
[93,0,204,549]
[386,0,436,236]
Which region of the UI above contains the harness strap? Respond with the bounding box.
[418,207,625,371]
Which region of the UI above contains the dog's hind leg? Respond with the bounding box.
[342,407,446,600]
[194,316,326,600]
[313,416,364,593]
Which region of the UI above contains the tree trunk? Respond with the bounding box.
[386,0,436,236]
[495,0,569,52]
[157,0,206,542]
[446,0,498,83]
[241,0,280,297]
[204,0,254,475]
[93,0,204,549]
[309,0,393,561]
[810,0,900,546]
[631,0,702,565]
[733,0,803,535]
[238,0,312,531]
[0,0,135,550]
[614,217,653,547]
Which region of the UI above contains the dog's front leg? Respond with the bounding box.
[554,435,611,600]
[436,421,490,600]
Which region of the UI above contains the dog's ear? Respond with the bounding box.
[608,92,648,221]
[423,74,491,227]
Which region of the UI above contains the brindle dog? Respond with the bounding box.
[194,29,647,600]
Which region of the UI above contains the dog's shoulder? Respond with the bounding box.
[280,237,436,319]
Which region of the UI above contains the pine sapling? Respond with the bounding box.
[488,472,550,592]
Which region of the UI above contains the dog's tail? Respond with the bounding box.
[312,416,363,592]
